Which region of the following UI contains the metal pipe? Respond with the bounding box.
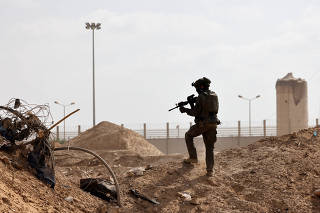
[92,29,96,127]
[54,146,121,207]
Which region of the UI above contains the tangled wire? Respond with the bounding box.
[0,98,56,187]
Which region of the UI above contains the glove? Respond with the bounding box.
[179,107,187,113]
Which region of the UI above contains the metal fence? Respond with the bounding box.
[51,120,281,141]
[51,119,320,141]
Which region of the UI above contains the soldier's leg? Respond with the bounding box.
[185,124,203,160]
[202,127,217,172]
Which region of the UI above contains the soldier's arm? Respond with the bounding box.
[185,96,202,117]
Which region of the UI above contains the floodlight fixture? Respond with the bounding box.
[85,23,91,29]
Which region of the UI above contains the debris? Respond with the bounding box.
[0,156,10,165]
[127,167,145,176]
[314,189,320,197]
[313,131,318,137]
[190,199,200,205]
[0,99,56,188]
[129,189,160,205]
[178,192,192,201]
[64,196,73,202]
[145,164,153,170]
[80,178,117,201]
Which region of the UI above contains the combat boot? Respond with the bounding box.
[206,170,214,177]
[183,158,198,164]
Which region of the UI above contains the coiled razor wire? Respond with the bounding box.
[0,100,121,206]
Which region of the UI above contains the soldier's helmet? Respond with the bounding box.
[192,77,211,89]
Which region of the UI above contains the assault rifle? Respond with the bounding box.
[168,94,197,112]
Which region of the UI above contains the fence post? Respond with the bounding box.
[316,119,319,127]
[143,123,147,139]
[263,120,266,137]
[166,122,169,154]
[237,121,241,146]
[56,126,59,141]
[177,125,180,138]
[78,125,81,135]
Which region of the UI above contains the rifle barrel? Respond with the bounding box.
[168,106,178,112]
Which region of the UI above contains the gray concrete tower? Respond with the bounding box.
[276,73,308,136]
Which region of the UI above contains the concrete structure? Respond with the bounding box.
[148,136,263,155]
[276,73,308,136]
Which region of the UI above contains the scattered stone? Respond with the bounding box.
[190,199,200,205]
[178,192,192,201]
[314,189,320,197]
[64,196,73,202]
[2,197,10,205]
[145,164,153,170]
[0,156,10,165]
[127,167,145,176]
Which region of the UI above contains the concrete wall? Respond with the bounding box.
[276,73,308,136]
[148,136,264,155]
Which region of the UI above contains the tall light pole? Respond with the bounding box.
[238,95,261,136]
[54,101,75,141]
[85,22,101,127]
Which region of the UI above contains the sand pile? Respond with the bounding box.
[69,121,163,156]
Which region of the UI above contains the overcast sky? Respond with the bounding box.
[1,0,320,129]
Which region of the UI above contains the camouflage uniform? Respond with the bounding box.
[181,80,219,173]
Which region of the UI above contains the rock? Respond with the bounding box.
[2,197,10,204]
[178,192,192,201]
[64,196,73,202]
[127,167,145,176]
[0,156,10,165]
[190,199,200,205]
[314,189,320,196]
[145,164,153,170]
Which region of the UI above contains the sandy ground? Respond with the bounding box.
[1,124,320,212]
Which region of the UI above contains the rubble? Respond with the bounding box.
[178,192,192,201]
[80,178,117,201]
[129,189,160,205]
[64,196,74,202]
[127,167,146,176]
[0,99,56,187]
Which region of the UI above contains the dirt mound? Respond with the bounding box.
[69,121,162,156]
[0,151,107,213]
[109,127,320,212]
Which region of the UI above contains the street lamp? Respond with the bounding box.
[85,22,101,127]
[238,95,261,136]
[54,101,75,141]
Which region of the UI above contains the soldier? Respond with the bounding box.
[179,77,219,177]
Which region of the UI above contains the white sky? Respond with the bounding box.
[1,0,320,129]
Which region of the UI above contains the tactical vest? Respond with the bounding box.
[196,90,219,123]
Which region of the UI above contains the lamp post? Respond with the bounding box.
[85,22,101,127]
[54,101,75,141]
[238,95,261,136]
